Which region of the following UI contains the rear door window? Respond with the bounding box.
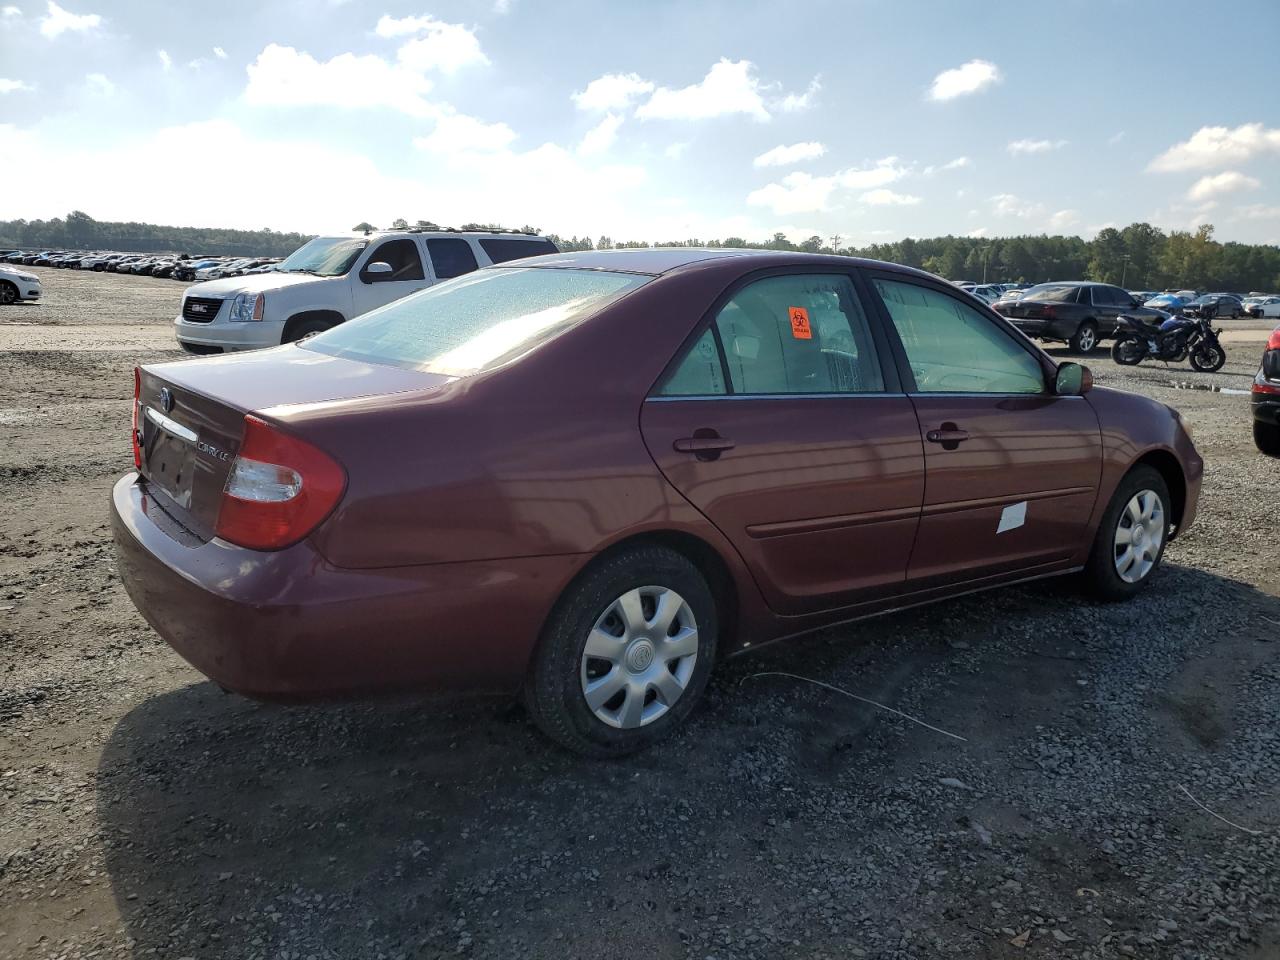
[426,238,480,279]
[479,238,559,264]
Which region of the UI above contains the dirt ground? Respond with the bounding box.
[1,266,1278,960]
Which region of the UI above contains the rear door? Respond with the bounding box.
[351,238,430,316]
[864,273,1102,586]
[640,269,924,615]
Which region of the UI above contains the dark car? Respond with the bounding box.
[113,250,1202,756]
[993,282,1168,353]
[1187,294,1243,320]
[1253,325,1280,456]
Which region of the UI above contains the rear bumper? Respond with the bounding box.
[1007,318,1076,340]
[111,474,587,699]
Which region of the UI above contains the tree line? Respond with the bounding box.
[4,212,1277,292]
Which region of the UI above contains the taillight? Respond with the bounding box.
[1268,327,1280,350]
[131,367,142,470]
[214,415,346,551]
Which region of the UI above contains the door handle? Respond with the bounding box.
[926,423,969,449]
[673,433,735,461]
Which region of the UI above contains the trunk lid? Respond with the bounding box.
[136,346,453,541]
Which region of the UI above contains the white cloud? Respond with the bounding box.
[1048,209,1080,230]
[664,141,689,160]
[1186,169,1261,202]
[927,59,1000,101]
[636,59,769,122]
[1007,138,1067,155]
[861,188,921,206]
[82,71,113,96]
[967,227,989,238]
[2,5,21,16]
[990,193,1043,219]
[577,112,623,157]
[0,77,33,93]
[414,112,516,154]
[753,141,825,168]
[747,158,908,215]
[1149,122,1280,172]
[493,0,513,12]
[39,1,100,38]
[923,156,969,176]
[777,76,820,113]
[158,49,171,71]
[213,46,227,59]
[392,18,489,74]
[1234,204,1280,221]
[244,43,437,116]
[1108,131,1126,145]
[571,72,654,112]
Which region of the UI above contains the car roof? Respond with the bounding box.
[515,247,943,281]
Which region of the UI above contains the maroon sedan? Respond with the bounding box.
[113,250,1202,755]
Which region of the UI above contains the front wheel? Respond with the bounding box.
[1111,336,1144,365]
[1189,343,1226,372]
[1082,465,1171,601]
[523,545,718,757]
[1256,421,1280,457]
[1069,321,1099,354]
[0,282,16,305]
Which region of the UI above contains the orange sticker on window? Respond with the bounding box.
[788,306,812,339]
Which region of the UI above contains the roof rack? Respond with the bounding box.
[403,226,540,236]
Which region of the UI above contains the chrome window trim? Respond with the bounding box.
[646,391,908,402]
[144,405,198,444]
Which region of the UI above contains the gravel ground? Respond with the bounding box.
[1,266,1278,960]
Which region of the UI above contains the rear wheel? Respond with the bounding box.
[0,282,16,305]
[524,545,718,757]
[1111,336,1144,365]
[1082,465,1171,601]
[1255,420,1280,457]
[1070,321,1099,354]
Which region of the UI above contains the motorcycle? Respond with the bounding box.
[1111,313,1226,372]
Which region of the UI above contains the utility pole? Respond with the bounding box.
[1120,254,1132,288]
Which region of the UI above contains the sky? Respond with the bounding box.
[2,0,1279,246]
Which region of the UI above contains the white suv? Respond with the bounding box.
[173,230,559,353]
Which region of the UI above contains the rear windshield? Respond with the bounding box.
[1021,284,1079,303]
[302,267,649,375]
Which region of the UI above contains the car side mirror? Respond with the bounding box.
[1055,362,1092,396]
[363,261,393,283]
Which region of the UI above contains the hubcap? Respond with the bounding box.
[0,287,14,305]
[1079,328,1096,351]
[580,585,699,729]
[1114,489,1164,583]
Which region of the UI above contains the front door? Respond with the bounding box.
[865,274,1102,586]
[640,271,924,615]
[351,238,431,316]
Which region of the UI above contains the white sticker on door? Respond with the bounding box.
[997,501,1027,534]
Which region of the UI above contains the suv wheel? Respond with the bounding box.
[1255,421,1280,457]
[1070,321,1099,354]
[524,545,718,757]
[1082,465,1170,600]
[283,318,334,343]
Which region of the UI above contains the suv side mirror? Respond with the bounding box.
[363,261,393,283]
[1055,361,1092,396]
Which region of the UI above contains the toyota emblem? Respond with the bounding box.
[159,387,174,413]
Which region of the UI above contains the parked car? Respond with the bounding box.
[172,229,559,354]
[0,264,42,304]
[1144,293,1187,313]
[993,281,1167,353]
[1253,325,1280,456]
[1186,293,1243,319]
[115,248,1203,756]
[1245,296,1280,319]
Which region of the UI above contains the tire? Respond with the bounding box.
[0,281,16,306]
[523,544,719,757]
[1069,321,1099,354]
[283,317,334,343]
[1082,465,1171,601]
[1189,343,1226,372]
[1255,420,1280,457]
[1111,336,1144,365]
